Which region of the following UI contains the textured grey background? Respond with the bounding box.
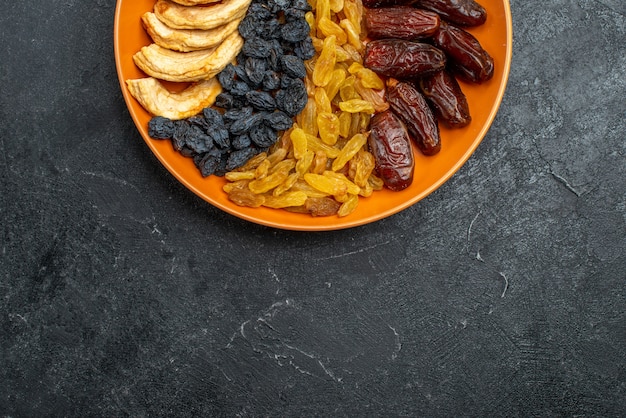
[1,0,625,416]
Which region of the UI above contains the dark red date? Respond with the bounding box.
[431,20,494,83]
[368,110,415,191]
[414,0,487,26]
[362,0,414,8]
[364,40,446,79]
[419,69,471,128]
[365,7,440,40]
[386,79,441,156]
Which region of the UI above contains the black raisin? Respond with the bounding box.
[214,153,230,177]
[196,148,222,177]
[187,115,205,127]
[265,110,294,131]
[267,40,284,70]
[229,112,264,136]
[292,0,312,11]
[171,120,190,151]
[230,80,251,96]
[275,78,307,117]
[180,146,196,158]
[226,147,259,171]
[244,57,267,86]
[217,64,236,90]
[232,134,252,150]
[268,0,291,12]
[242,37,272,59]
[245,91,276,111]
[223,106,254,123]
[201,108,222,125]
[209,129,230,150]
[294,38,315,60]
[280,20,310,43]
[193,152,204,167]
[262,19,282,39]
[280,75,296,89]
[250,123,278,148]
[237,16,259,39]
[280,55,306,78]
[148,116,176,139]
[262,71,281,91]
[248,3,273,20]
[284,8,306,22]
[215,92,235,108]
[185,125,213,153]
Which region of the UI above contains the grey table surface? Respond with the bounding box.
[1,0,625,416]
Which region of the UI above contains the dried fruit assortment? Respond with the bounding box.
[127,0,494,218]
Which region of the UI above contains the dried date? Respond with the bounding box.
[362,0,414,8]
[368,110,415,191]
[386,79,441,156]
[418,69,471,128]
[414,0,487,27]
[364,40,446,79]
[365,7,440,40]
[431,20,494,83]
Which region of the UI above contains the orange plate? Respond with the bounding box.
[114,0,513,231]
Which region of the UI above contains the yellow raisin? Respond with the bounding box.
[338,99,375,114]
[338,111,352,138]
[273,172,300,196]
[323,171,361,195]
[339,76,359,101]
[304,197,341,216]
[356,67,385,90]
[297,99,318,137]
[347,61,363,74]
[368,173,385,191]
[290,128,308,160]
[318,17,347,45]
[312,35,337,87]
[332,133,368,171]
[359,181,374,197]
[263,191,308,208]
[324,67,347,102]
[235,152,267,172]
[228,188,266,207]
[354,79,389,112]
[358,112,371,132]
[249,168,290,194]
[296,150,315,176]
[338,193,359,216]
[291,179,330,198]
[223,179,250,194]
[269,159,296,174]
[352,149,375,187]
[305,11,316,36]
[306,133,341,158]
[315,0,331,32]
[343,0,363,31]
[267,147,288,167]
[342,44,363,62]
[317,112,340,145]
[314,87,332,114]
[254,159,272,179]
[224,171,255,181]
[329,0,344,13]
[304,173,348,196]
[311,150,329,174]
